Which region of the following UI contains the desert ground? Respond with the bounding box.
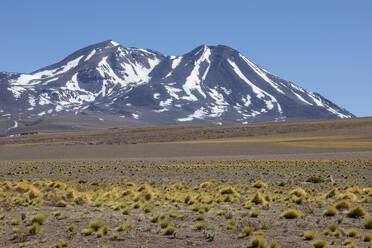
[0,118,372,247]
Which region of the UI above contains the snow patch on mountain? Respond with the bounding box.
[182,47,210,101]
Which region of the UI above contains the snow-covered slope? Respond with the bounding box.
[0,40,353,134]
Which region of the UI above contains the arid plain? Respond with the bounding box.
[0,118,372,247]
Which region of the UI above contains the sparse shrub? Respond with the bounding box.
[347,205,367,218]
[238,226,253,238]
[303,230,317,240]
[324,206,338,216]
[312,239,327,248]
[280,209,301,219]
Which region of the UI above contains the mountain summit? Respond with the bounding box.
[0,40,353,135]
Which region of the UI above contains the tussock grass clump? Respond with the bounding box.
[89,219,104,231]
[338,192,357,201]
[226,219,236,230]
[347,205,367,218]
[306,176,324,184]
[195,222,208,230]
[160,220,170,229]
[11,219,21,225]
[303,230,317,240]
[142,203,154,213]
[29,222,41,235]
[252,181,267,189]
[28,186,41,199]
[324,223,338,235]
[326,188,339,198]
[74,193,91,205]
[122,208,130,215]
[122,189,134,196]
[150,215,160,223]
[200,182,212,188]
[196,214,205,221]
[238,226,253,238]
[251,210,260,218]
[220,186,237,195]
[164,226,177,235]
[269,241,280,248]
[169,211,184,218]
[346,228,359,237]
[31,214,47,225]
[96,225,109,238]
[251,192,267,205]
[364,216,372,229]
[56,200,68,207]
[81,228,94,236]
[312,239,327,248]
[12,227,22,239]
[67,223,76,232]
[323,206,338,216]
[280,209,301,219]
[115,223,133,232]
[250,236,268,248]
[363,233,372,242]
[334,199,352,210]
[290,187,306,197]
[55,239,69,248]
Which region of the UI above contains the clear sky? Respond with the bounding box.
[1,0,371,117]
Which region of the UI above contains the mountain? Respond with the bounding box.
[0,40,353,135]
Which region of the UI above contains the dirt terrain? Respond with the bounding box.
[0,118,372,247]
[0,160,372,248]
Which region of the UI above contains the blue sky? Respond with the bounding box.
[1,0,371,117]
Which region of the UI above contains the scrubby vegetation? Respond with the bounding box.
[0,159,370,247]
